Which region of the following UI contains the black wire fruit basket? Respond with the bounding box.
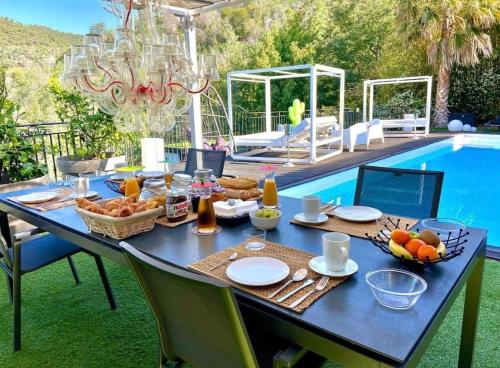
[365,217,468,266]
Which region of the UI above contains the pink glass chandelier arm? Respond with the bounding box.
[168,79,210,94]
[111,85,127,104]
[149,85,168,104]
[124,0,133,29]
[83,74,123,93]
[95,61,114,79]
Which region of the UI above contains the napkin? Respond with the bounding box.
[214,200,258,217]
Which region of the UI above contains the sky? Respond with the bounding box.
[0,0,118,34]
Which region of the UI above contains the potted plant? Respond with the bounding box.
[0,68,47,187]
[49,78,125,176]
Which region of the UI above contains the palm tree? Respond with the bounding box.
[397,0,499,127]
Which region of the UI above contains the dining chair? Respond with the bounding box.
[353,165,444,219]
[0,233,116,351]
[120,242,325,368]
[183,148,229,178]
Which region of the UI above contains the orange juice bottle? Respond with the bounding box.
[261,166,278,208]
[124,178,141,197]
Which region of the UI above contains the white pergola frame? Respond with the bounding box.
[227,64,345,164]
[165,0,247,149]
[362,76,433,137]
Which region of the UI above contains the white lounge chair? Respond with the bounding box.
[233,116,339,148]
[332,119,384,152]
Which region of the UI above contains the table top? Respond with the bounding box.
[0,179,487,365]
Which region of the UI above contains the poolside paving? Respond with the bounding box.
[221,133,452,188]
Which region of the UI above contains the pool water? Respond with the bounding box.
[279,134,500,247]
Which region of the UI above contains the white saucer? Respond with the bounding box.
[69,191,99,199]
[309,256,358,277]
[294,213,328,224]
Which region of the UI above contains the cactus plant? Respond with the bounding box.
[288,99,305,126]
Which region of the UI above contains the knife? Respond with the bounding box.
[277,279,314,303]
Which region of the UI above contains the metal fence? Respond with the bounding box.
[20,107,364,177]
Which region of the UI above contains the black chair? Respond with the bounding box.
[120,242,324,368]
[183,148,228,178]
[0,233,116,351]
[353,165,444,219]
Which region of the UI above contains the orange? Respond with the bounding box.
[417,244,439,262]
[405,239,426,257]
[391,229,410,245]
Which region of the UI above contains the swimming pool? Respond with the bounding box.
[279,134,500,247]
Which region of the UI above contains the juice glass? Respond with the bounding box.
[124,178,141,197]
[261,165,278,208]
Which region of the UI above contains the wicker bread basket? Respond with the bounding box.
[75,198,164,240]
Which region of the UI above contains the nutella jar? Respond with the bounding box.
[166,174,191,222]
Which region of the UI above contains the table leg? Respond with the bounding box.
[458,254,485,367]
[0,211,12,247]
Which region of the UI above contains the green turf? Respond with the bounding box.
[0,254,498,367]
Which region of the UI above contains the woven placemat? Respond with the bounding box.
[156,212,197,228]
[189,241,349,313]
[291,214,418,238]
[8,189,101,212]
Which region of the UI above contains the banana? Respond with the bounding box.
[389,239,414,260]
[434,242,446,260]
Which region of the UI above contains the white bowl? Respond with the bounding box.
[249,209,281,230]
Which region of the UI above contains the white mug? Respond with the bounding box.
[322,232,350,272]
[302,195,321,221]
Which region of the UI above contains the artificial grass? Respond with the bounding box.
[0,254,498,368]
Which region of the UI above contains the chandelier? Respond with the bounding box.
[61,0,219,134]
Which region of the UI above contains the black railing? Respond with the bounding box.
[19,107,365,177]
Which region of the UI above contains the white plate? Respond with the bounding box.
[226,257,290,286]
[293,213,328,224]
[69,191,99,199]
[333,206,382,223]
[17,192,59,204]
[309,256,358,277]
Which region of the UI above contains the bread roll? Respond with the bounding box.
[224,188,251,200]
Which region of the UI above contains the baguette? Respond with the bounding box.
[218,177,258,190]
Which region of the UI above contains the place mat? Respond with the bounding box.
[8,189,101,212]
[189,241,349,313]
[156,211,197,228]
[291,213,419,238]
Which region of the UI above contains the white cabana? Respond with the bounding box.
[227,64,345,164]
[362,76,433,137]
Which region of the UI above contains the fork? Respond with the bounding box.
[289,276,329,308]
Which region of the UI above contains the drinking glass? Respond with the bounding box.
[243,228,267,251]
[70,176,90,198]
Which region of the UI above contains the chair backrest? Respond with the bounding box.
[0,234,12,268]
[365,119,381,128]
[353,165,444,219]
[120,242,259,368]
[184,148,227,178]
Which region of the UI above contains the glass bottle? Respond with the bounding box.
[262,167,278,208]
[195,182,217,234]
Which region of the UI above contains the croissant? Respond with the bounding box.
[76,198,93,207]
[117,207,133,217]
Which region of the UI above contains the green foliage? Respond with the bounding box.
[449,54,500,122]
[0,68,47,183]
[49,77,118,160]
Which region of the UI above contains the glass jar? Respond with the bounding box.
[166,174,191,222]
[139,179,167,206]
[193,168,225,203]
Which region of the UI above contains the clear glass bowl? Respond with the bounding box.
[365,269,427,309]
[421,218,465,243]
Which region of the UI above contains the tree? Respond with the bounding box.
[397,0,499,127]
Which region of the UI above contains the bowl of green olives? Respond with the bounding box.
[249,208,282,230]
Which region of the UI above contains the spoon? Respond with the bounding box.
[267,268,307,299]
[209,252,238,271]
